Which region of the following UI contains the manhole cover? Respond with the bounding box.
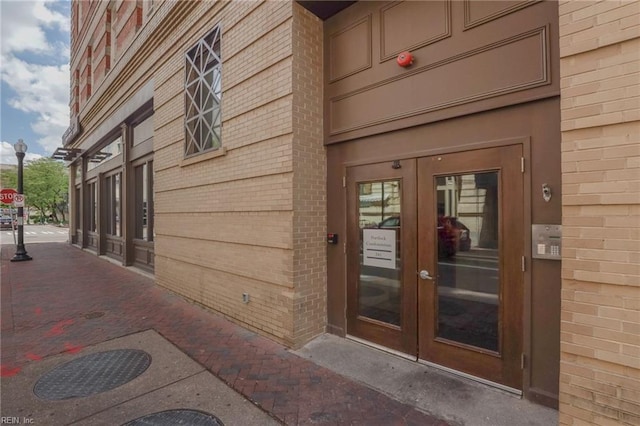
[123,409,224,426]
[34,349,151,400]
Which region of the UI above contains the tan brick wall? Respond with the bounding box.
[151,0,325,347]
[70,0,327,349]
[559,1,640,425]
[291,3,326,347]
[152,0,297,346]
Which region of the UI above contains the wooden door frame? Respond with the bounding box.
[417,145,524,390]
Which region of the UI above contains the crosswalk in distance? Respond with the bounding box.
[28,231,67,235]
[0,226,69,243]
[3,230,68,235]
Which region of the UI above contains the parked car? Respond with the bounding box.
[377,215,471,257]
[377,216,400,228]
[0,215,15,230]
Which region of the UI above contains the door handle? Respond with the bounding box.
[419,270,434,280]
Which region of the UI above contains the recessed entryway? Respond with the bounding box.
[346,145,524,390]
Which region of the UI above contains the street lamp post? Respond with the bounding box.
[11,139,32,262]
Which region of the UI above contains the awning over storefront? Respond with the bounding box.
[51,147,82,161]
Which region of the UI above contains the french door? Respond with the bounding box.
[347,145,524,389]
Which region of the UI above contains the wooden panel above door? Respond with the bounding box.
[324,0,559,144]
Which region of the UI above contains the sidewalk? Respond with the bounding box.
[1,243,447,425]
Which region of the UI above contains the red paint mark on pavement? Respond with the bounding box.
[26,353,42,361]
[64,343,83,354]
[0,364,21,377]
[46,319,75,336]
[35,307,42,315]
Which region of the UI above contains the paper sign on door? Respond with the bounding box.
[363,228,396,269]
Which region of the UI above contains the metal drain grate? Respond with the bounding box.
[123,409,224,426]
[34,349,151,400]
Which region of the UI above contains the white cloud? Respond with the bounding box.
[1,0,69,56]
[33,0,68,28]
[1,141,43,166]
[2,56,70,153]
[1,0,70,156]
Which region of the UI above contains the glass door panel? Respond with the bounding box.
[358,180,402,326]
[435,172,499,352]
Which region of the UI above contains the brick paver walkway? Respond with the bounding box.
[1,243,448,425]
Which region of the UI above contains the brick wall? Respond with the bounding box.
[559,1,640,424]
[72,0,98,54]
[92,9,111,85]
[70,0,327,349]
[152,1,326,347]
[291,3,326,347]
[79,45,92,105]
[70,0,152,121]
[71,69,79,116]
[115,0,142,56]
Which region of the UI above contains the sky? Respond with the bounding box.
[0,0,70,166]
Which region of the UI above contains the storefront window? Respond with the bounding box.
[88,181,97,232]
[74,187,81,231]
[134,161,153,241]
[105,173,121,236]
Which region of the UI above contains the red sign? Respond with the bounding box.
[0,188,17,204]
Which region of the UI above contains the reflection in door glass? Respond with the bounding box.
[358,180,401,326]
[436,173,499,352]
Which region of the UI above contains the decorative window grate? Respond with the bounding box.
[184,26,222,157]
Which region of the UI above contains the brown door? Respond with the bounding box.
[346,159,417,354]
[417,145,524,390]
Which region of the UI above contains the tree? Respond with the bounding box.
[0,167,17,190]
[23,159,68,224]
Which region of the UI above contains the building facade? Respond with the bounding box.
[558,1,640,424]
[56,1,638,423]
